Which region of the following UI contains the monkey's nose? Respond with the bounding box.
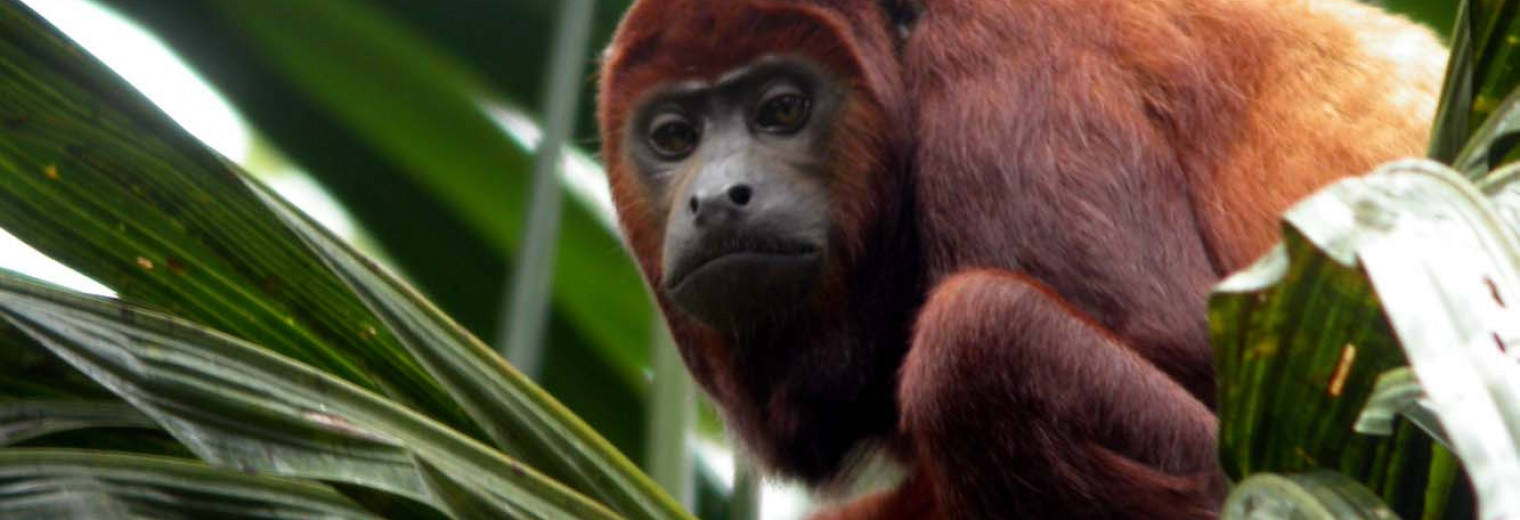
[688,183,754,221]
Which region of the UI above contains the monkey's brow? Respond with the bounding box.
[715,56,799,87]
[656,57,806,99]
[716,64,760,88]
[661,67,755,98]
[663,80,714,97]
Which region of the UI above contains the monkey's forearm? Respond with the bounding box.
[898,270,1225,519]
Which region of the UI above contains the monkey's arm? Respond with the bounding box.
[892,269,1224,520]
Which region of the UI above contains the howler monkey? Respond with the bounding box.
[597,0,1447,518]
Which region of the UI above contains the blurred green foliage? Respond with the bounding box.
[1384,0,1458,39]
[89,0,652,460]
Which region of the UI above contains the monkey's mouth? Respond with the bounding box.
[660,238,823,327]
[663,238,820,291]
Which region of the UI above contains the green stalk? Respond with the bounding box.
[497,0,596,376]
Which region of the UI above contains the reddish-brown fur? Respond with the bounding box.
[599,0,1445,518]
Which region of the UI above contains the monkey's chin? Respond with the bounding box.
[661,251,822,329]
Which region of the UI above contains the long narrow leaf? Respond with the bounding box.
[0,449,381,520]
[1453,88,1520,179]
[246,166,692,520]
[1429,0,1520,162]
[644,326,693,507]
[498,0,595,376]
[0,275,621,520]
[82,0,653,457]
[0,0,485,442]
[0,400,154,446]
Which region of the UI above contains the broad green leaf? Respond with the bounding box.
[0,0,486,441]
[1211,161,1475,518]
[1354,369,1448,449]
[0,449,384,520]
[1351,165,1520,519]
[1222,472,1399,520]
[245,169,693,520]
[309,0,632,147]
[0,274,623,520]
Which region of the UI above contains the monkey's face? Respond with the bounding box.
[600,0,914,480]
[623,57,844,329]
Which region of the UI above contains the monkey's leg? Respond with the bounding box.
[900,269,1226,520]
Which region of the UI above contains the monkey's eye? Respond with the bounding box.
[648,114,700,159]
[755,93,812,134]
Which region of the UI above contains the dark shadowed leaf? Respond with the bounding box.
[0,399,154,446]
[1451,87,1520,178]
[1429,0,1520,162]
[0,315,188,458]
[0,319,112,402]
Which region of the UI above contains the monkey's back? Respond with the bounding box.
[1192,0,1448,270]
[904,0,1447,393]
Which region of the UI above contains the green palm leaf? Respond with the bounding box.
[245,176,688,520]
[0,273,620,520]
[0,0,483,441]
[0,1,696,518]
[0,449,385,520]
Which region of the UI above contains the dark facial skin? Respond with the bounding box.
[627,57,845,329]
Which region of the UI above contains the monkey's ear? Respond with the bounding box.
[879,0,920,43]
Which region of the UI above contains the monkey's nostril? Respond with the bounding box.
[688,196,700,214]
[729,184,753,206]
